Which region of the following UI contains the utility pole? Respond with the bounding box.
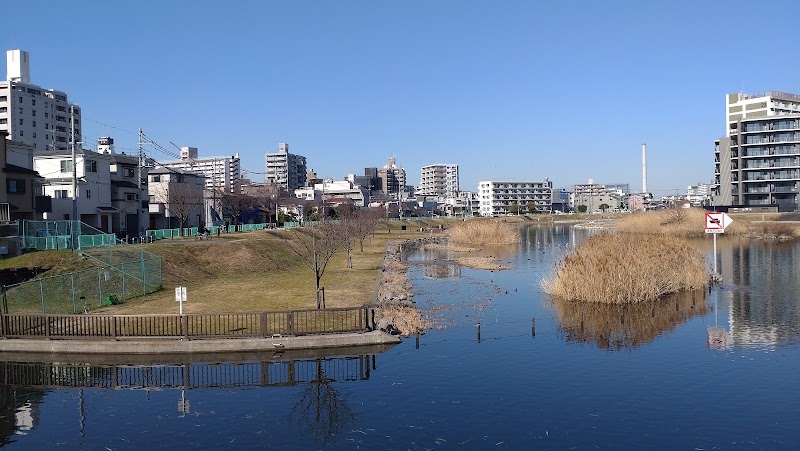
[70,105,78,248]
[138,128,144,239]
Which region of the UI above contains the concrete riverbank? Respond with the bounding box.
[0,330,400,355]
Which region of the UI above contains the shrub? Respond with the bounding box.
[448,220,519,246]
[750,221,796,238]
[542,233,708,303]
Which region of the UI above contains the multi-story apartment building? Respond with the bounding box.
[714,114,800,211]
[570,180,623,212]
[0,50,81,152]
[418,164,459,199]
[377,157,406,198]
[265,143,306,191]
[477,179,553,216]
[160,146,241,194]
[725,91,800,135]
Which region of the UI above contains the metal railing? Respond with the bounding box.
[0,306,374,340]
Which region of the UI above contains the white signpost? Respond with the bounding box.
[705,212,733,275]
[175,286,187,315]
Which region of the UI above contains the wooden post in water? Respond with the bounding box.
[531,317,535,337]
[477,322,481,343]
[415,332,420,349]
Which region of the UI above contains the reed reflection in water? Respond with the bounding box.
[552,290,710,350]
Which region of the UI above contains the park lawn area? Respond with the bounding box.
[99,219,454,315]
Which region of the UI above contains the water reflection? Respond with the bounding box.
[721,239,800,348]
[421,246,461,279]
[0,346,389,443]
[551,290,710,350]
[286,358,357,444]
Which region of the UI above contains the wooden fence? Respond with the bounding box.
[0,306,374,340]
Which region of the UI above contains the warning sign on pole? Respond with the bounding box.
[705,212,733,234]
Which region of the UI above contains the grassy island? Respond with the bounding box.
[542,233,708,304]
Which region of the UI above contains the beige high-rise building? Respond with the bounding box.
[418,164,459,199]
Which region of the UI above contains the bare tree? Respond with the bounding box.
[281,224,342,308]
[219,191,255,226]
[352,209,382,252]
[156,182,204,235]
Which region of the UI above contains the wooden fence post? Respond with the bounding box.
[260,312,268,338]
[287,312,294,336]
[182,315,189,340]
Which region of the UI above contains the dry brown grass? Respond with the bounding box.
[748,221,796,239]
[615,208,748,237]
[542,233,708,304]
[455,256,510,271]
[448,219,520,245]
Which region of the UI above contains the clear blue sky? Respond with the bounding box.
[4,0,799,196]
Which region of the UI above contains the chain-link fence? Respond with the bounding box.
[3,246,162,315]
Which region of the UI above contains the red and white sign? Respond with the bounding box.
[705,212,733,234]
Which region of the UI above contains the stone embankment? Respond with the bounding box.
[374,237,442,335]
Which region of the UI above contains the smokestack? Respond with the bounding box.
[642,143,648,194]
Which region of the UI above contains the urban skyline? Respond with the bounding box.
[2,1,799,194]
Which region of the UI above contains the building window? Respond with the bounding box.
[86,189,91,199]
[0,96,6,102]
[44,112,48,118]
[123,167,135,177]
[18,97,22,103]
[126,193,137,201]
[18,119,23,125]
[31,99,35,106]
[60,160,74,173]
[54,189,68,199]
[151,175,161,182]
[32,121,36,128]
[32,110,36,116]
[149,195,155,203]
[32,132,36,138]
[6,179,25,194]
[0,119,6,125]
[85,160,97,173]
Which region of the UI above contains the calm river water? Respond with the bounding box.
[1,225,798,449]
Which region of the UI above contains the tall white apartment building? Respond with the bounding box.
[478,179,553,216]
[160,146,241,194]
[0,50,81,152]
[418,164,459,198]
[726,91,800,136]
[265,143,307,191]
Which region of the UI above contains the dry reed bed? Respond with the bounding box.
[455,256,510,271]
[615,208,748,237]
[448,220,520,245]
[542,233,708,304]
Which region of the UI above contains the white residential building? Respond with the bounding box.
[160,146,241,194]
[147,167,207,230]
[478,179,553,216]
[95,137,149,237]
[294,180,368,207]
[265,143,307,191]
[687,182,714,207]
[418,163,459,199]
[1,50,81,152]
[34,149,114,230]
[725,91,800,136]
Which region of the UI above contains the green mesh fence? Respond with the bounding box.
[20,220,117,251]
[3,244,163,315]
